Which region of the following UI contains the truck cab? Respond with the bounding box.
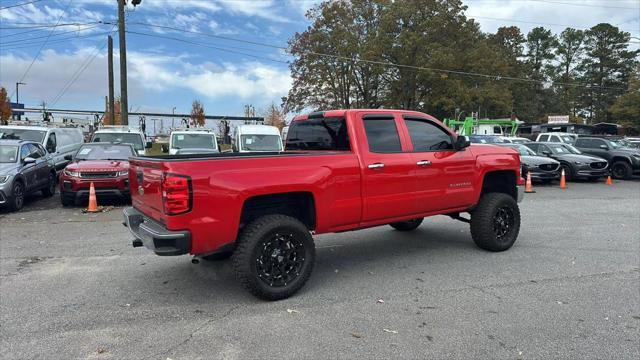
[233,125,283,152]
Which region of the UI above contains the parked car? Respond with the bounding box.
[524,142,608,181]
[91,127,151,155]
[500,136,531,144]
[468,135,505,144]
[168,129,218,155]
[59,143,136,206]
[124,109,525,300]
[499,143,560,183]
[535,132,578,145]
[0,140,56,211]
[574,137,640,179]
[233,125,283,152]
[0,125,84,172]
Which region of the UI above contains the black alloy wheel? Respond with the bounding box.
[11,182,25,211]
[255,232,305,288]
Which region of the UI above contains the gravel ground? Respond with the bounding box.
[1,179,639,359]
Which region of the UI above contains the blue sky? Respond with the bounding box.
[0,0,638,118]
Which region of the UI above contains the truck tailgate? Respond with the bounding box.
[129,158,166,222]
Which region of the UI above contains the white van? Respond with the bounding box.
[0,125,84,171]
[233,125,283,153]
[91,127,151,155]
[535,132,578,145]
[168,129,219,155]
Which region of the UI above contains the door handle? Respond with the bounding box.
[416,160,432,166]
[368,163,385,170]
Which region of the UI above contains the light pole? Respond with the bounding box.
[172,106,176,129]
[15,82,26,120]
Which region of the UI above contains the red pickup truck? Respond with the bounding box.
[124,109,524,300]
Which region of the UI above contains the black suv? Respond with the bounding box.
[525,142,609,181]
[574,137,640,179]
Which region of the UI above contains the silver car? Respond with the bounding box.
[0,140,57,211]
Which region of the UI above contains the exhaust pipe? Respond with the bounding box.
[132,239,143,247]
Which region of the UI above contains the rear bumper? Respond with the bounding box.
[123,207,191,256]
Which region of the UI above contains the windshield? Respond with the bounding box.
[75,144,135,160]
[470,135,504,144]
[0,145,19,163]
[606,139,621,149]
[240,134,282,151]
[0,129,46,143]
[509,144,536,156]
[552,144,582,154]
[92,133,144,150]
[171,133,217,150]
[561,135,576,144]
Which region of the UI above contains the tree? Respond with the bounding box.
[263,102,286,131]
[190,100,205,127]
[0,87,12,125]
[554,28,584,118]
[609,67,640,126]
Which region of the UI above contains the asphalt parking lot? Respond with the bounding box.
[1,180,639,359]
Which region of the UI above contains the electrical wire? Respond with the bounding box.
[528,0,639,10]
[10,0,73,98]
[0,24,102,46]
[0,31,113,50]
[467,14,639,34]
[0,0,43,10]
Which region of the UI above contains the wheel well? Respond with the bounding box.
[481,171,517,200]
[240,192,316,231]
[611,156,631,165]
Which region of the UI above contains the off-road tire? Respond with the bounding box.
[389,218,424,231]
[611,161,632,180]
[470,192,520,252]
[41,173,56,197]
[232,214,315,300]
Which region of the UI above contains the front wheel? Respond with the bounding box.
[8,181,25,211]
[470,192,521,252]
[232,215,315,300]
[560,164,574,181]
[389,218,424,231]
[611,161,632,180]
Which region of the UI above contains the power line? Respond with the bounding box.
[10,0,73,98]
[126,23,626,91]
[0,24,102,46]
[0,0,43,10]
[467,14,639,34]
[0,31,113,50]
[528,0,639,10]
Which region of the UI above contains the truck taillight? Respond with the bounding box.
[162,173,192,215]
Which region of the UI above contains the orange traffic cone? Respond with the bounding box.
[560,169,566,189]
[87,182,99,213]
[606,175,613,185]
[525,172,535,193]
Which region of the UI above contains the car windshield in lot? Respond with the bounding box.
[505,144,536,156]
[561,135,576,144]
[93,133,144,150]
[75,144,135,160]
[549,143,581,154]
[171,133,217,150]
[240,134,282,151]
[0,129,46,143]
[469,135,504,144]
[0,145,18,163]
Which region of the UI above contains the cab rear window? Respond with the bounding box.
[286,118,350,151]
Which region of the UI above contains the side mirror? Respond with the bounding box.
[599,144,608,149]
[454,135,470,150]
[161,144,169,153]
[145,141,153,149]
[23,157,36,165]
[64,154,73,161]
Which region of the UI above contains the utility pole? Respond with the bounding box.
[108,35,115,125]
[172,106,176,128]
[117,0,128,125]
[15,82,25,120]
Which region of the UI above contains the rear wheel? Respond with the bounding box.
[232,214,315,300]
[611,161,632,180]
[389,218,424,231]
[8,181,25,211]
[470,193,520,252]
[41,173,56,197]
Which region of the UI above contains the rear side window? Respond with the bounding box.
[576,139,600,148]
[538,135,549,141]
[286,117,350,151]
[404,119,453,151]
[548,135,560,142]
[525,143,539,152]
[363,118,402,153]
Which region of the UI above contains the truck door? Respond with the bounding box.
[358,113,417,223]
[400,116,476,212]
